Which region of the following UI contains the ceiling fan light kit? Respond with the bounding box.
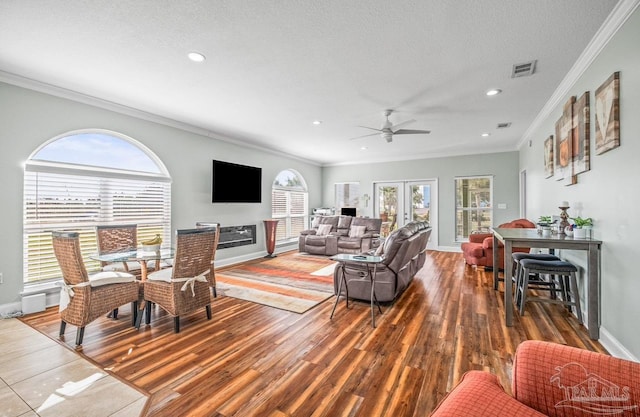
[352,109,431,143]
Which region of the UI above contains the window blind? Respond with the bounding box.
[271,189,308,241]
[24,167,171,283]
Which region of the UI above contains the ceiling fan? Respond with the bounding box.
[351,109,431,143]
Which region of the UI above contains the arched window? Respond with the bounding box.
[23,130,171,284]
[271,169,308,242]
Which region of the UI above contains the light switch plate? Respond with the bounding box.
[497,203,507,209]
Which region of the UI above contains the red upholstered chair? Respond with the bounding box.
[461,218,535,269]
[430,340,640,416]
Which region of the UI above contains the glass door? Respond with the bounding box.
[374,180,437,249]
[375,182,402,238]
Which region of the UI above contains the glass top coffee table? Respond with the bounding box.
[330,253,384,327]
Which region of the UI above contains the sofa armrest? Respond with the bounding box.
[469,233,492,244]
[299,229,317,236]
[430,371,545,417]
[512,340,640,416]
[482,236,504,250]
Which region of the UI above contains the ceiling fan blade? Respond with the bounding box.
[393,129,431,135]
[390,119,416,131]
[357,125,383,132]
[349,132,380,140]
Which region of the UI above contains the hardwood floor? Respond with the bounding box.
[21,250,607,416]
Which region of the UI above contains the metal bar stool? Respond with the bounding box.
[511,253,560,308]
[516,258,583,324]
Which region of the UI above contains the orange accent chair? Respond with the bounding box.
[461,218,535,269]
[430,340,640,416]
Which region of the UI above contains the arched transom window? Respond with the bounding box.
[23,130,171,284]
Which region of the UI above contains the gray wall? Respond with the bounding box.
[322,152,521,249]
[518,7,640,359]
[0,82,322,307]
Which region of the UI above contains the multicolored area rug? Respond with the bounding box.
[216,251,338,313]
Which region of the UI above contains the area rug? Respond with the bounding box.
[215,252,338,313]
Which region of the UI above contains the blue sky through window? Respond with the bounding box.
[32,132,161,173]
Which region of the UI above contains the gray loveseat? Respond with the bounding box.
[298,215,382,256]
[333,221,432,302]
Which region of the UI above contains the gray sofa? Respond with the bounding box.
[298,215,382,256]
[333,221,432,302]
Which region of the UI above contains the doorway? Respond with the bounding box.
[373,179,438,250]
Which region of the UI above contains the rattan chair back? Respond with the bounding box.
[195,222,220,295]
[52,231,90,286]
[96,224,137,255]
[171,227,217,279]
[195,222,220,261]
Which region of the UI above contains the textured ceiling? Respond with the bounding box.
[0,0,621,165]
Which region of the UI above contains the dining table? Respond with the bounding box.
[491,227,602,340]
[91,247,174,281]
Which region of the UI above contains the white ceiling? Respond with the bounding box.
[0,0,622,166]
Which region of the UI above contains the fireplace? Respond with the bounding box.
[218,225,257,249]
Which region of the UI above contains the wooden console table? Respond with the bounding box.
[491,227,602,339]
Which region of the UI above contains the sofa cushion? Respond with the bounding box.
[349,225,367,237]
[317,224,332,236]
[337,215,352,229]
[336,237,363,250]
[430,371,546,417]
[89,271,137,286]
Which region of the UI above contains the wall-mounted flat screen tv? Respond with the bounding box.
[212,160,262,203]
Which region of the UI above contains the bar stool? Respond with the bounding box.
[511,253,560,307]
[516,258,583,324]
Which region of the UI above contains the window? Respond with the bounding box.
[271,169,308,242]
[455,176,492,241]
[24,130,171,284]
[335,182,359,212]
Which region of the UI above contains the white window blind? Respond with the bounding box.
[24,166,171,284]
[271,189,308,241]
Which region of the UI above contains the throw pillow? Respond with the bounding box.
[311,216,321,228]
[316,224,332,236]
[349,225,367,237]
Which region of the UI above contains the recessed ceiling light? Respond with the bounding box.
[187,52,206,62]
[360,146,368,150]
[312,120,322,125]
[481,133,491,137]
[486,89,502,96]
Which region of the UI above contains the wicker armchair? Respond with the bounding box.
[196,222,221,297]
[52,231,141,346]
[143,227,217,333]
[95,224,142,274]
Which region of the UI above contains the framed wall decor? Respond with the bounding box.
[544,135,554,178]
[554,96,577,185]
[595,71,620,155]
[572,91,590,174]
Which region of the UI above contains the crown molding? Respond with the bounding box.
[518,0,640,149]
[0,71,321,167]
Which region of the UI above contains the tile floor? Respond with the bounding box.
[0,318,147,417]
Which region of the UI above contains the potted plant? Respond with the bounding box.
[537,215,555,236]
[571,216,593,238]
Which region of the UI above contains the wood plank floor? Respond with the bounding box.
[21,250,607,417]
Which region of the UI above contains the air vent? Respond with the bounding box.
[511,60,537,78]
[497,122,512,129]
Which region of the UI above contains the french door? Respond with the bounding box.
[373,179,437,249]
